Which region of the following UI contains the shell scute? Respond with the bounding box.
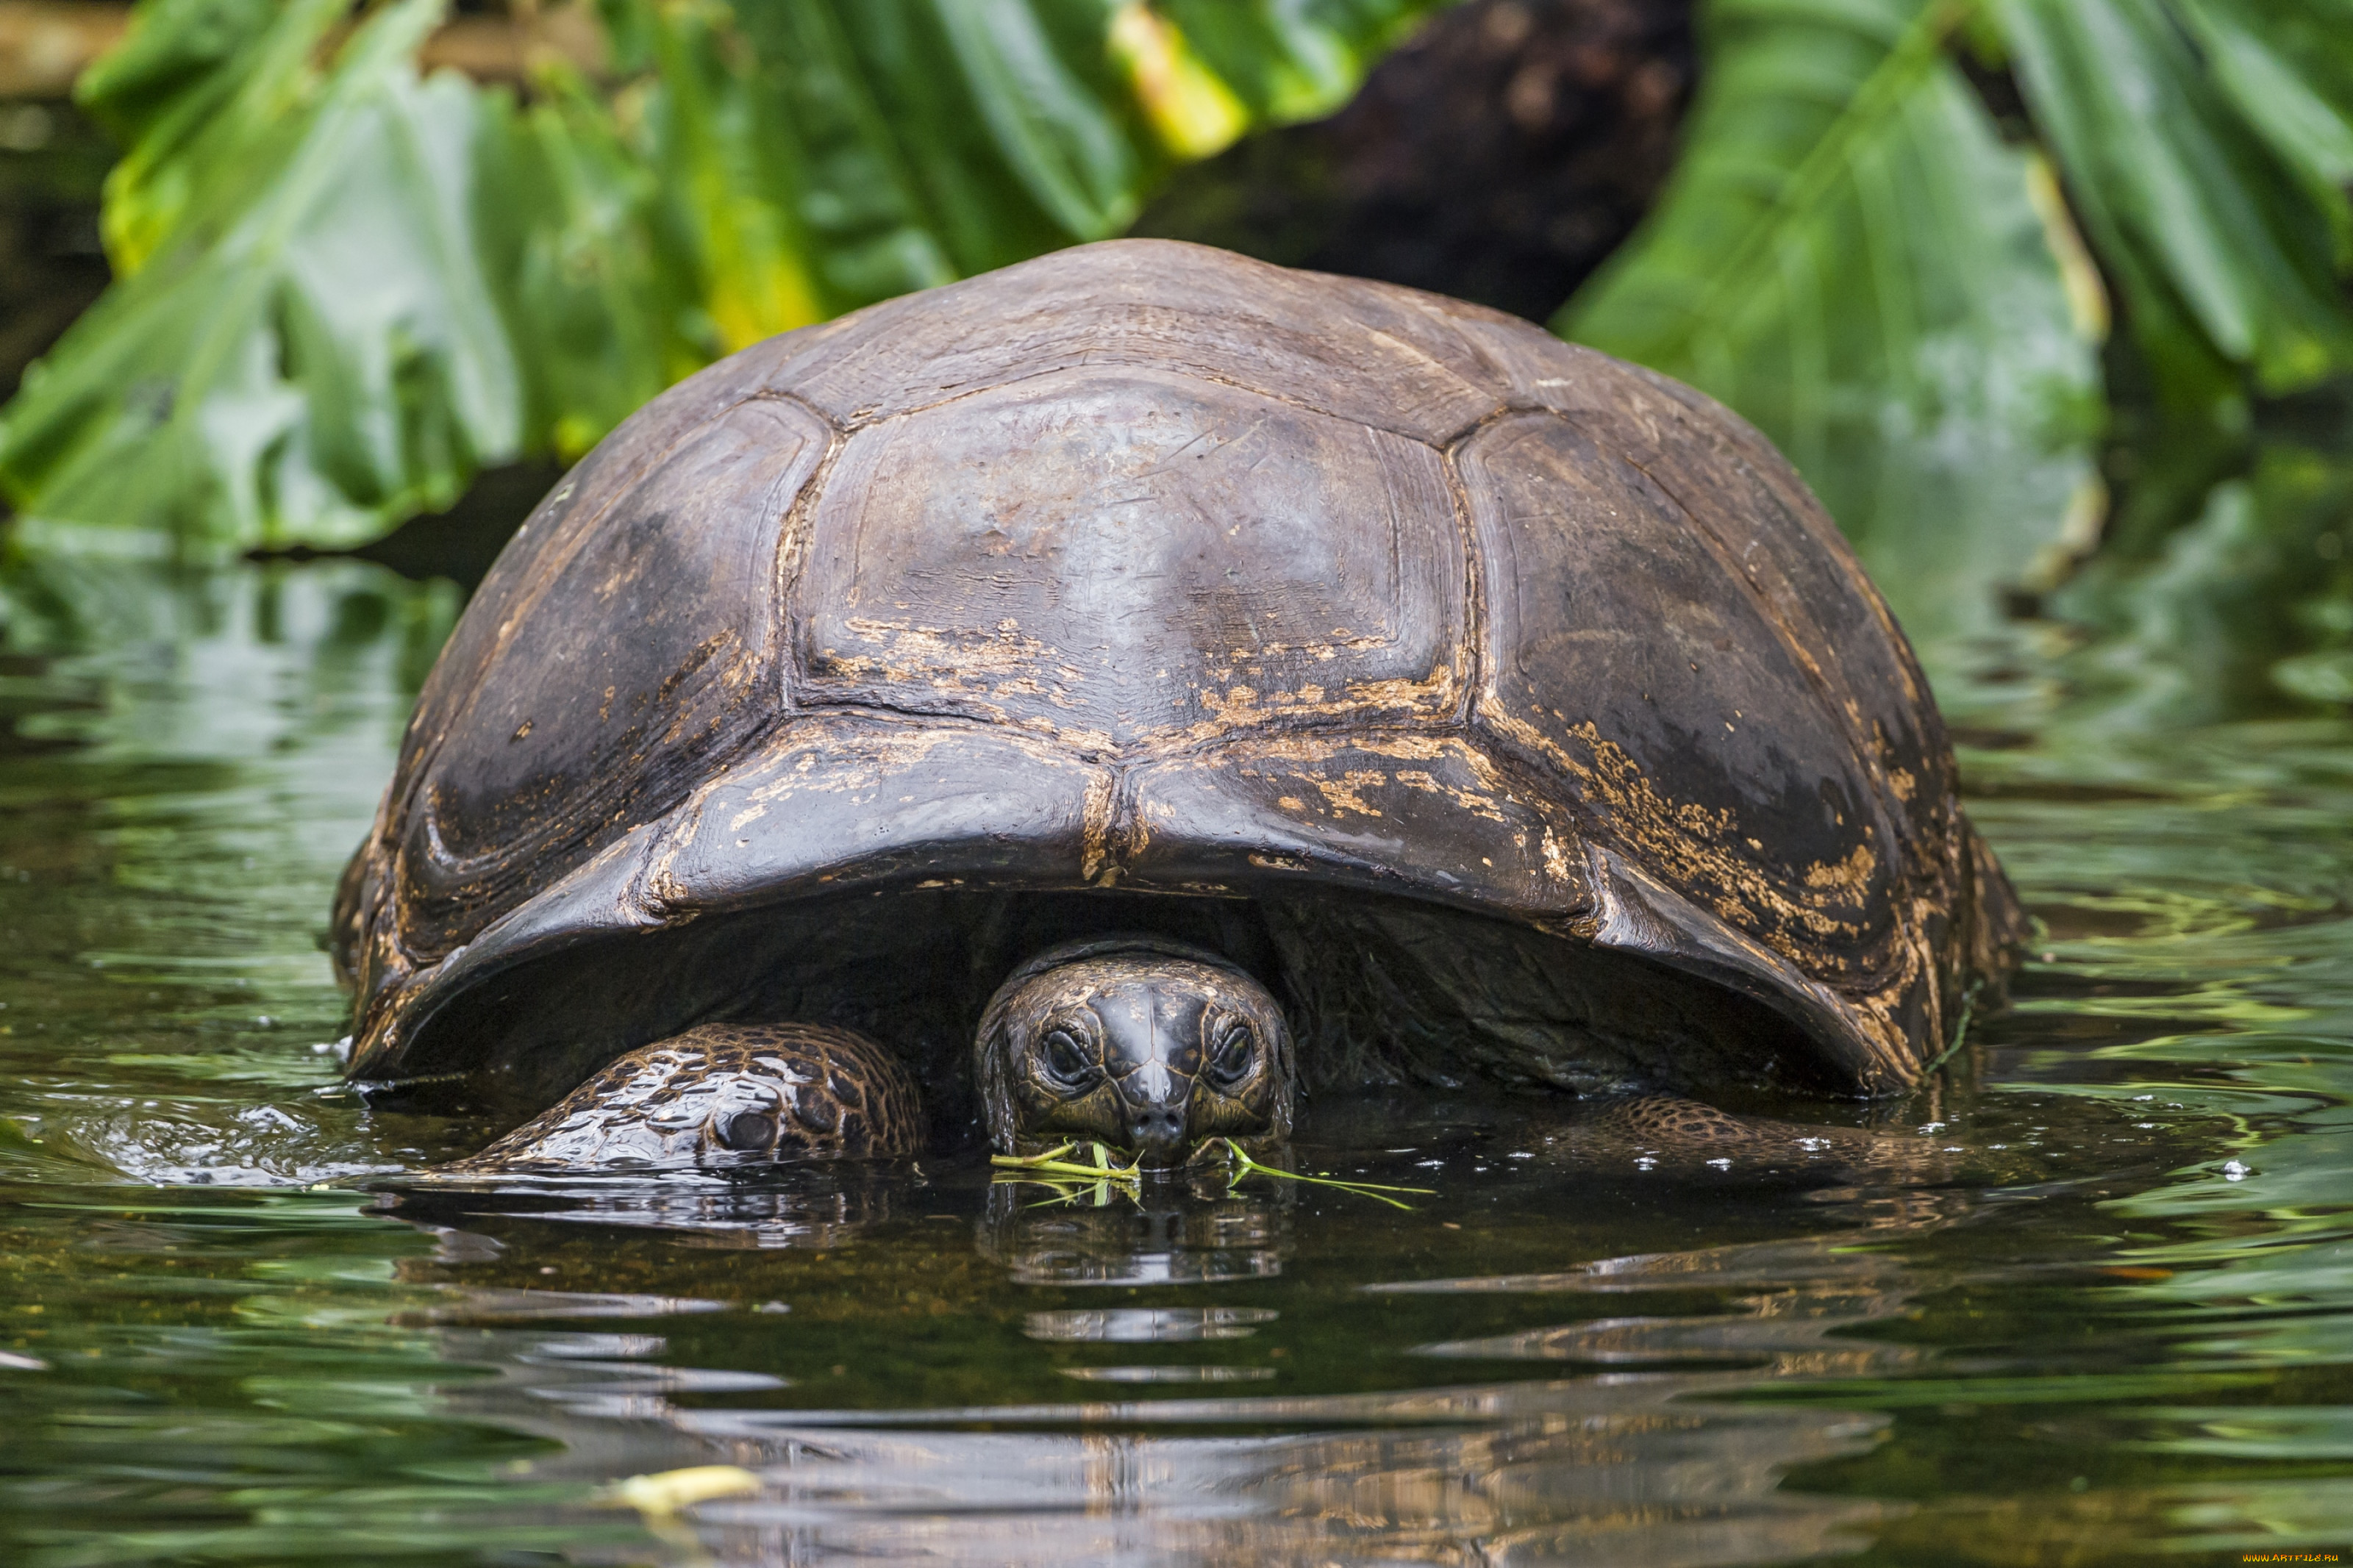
[1455,409,1927,1053]
[757,240,1507,445]
[790,365,1466,748]
[1119,731,1587,920]
[390,396,830,967]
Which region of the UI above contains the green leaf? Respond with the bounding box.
[2177,0,2353,204]
[482,65,689,459]
[0,0,524,548]
[931,0,1143,241]
[82,0,343,278]
[1994,0,2353,404]
[1559,0,2104,659]
[1159,0,1432,123]
[4,0,1452,548]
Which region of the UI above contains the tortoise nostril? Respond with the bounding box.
[1127,1106,1185,1146]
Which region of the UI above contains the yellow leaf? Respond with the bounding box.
[1107,3,1248,162]
[552,412,603,462]
[2025,151,2109,343]
[610,1464,762,1516]
[708,254,822,353]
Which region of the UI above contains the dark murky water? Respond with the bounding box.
[4,515,2353,1566]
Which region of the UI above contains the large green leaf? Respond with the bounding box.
[0,0,1452,548]
[1559,0,2104,661]
[1994,0,2353,409]
[1,0,524,548]
[480,62,693,460]
[72,0,299,274]
[2178,0,2353,235]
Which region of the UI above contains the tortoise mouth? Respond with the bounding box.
[1018,1127,1282,1175]
[1010,1131,1279,1175]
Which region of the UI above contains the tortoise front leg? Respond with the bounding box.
[452,1023,921,1172]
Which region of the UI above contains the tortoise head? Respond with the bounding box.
[975,938,1295,1169]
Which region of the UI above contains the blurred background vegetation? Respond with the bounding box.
[0,0,2348,725]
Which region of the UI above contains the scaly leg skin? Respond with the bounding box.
[1594,1095,1785,1149]
[1568,1094,1963,1182]
[451,1023,922,1173]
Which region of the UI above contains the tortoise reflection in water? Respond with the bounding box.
[332,240,2021,1173]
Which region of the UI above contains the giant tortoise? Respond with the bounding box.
[332,239,2024,1170]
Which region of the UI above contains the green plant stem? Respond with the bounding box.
[990,1139,1438,1209]
[988,1142,1141,1183]
[1210,1140,1435,1210]
[1919,985,1982,1077]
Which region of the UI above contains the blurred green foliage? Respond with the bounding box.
[1564,0,2353,665]
[0,0,2348,676]
[1571,0,2353,427]
[1563,0,2106,661]
[0,0,1444,548]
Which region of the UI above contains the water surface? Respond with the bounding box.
[2,520,2352,1567]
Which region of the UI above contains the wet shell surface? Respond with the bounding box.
[334,239,2022,1117]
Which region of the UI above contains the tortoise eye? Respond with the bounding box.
[1038,1025,1096,1089]
[1204,1014,1257,1092]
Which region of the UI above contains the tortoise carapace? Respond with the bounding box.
[332,239,2023,1172]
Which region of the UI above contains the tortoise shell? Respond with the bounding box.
[334,240,2021,1114]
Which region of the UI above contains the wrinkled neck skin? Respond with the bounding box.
[976,939,1296,1170]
